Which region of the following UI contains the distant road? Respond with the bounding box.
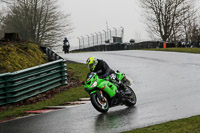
[1,50,200,133]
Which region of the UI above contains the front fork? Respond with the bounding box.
[90,90,105,101]
[96,90,105,102]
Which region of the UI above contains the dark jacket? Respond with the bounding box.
[63,38,70,47]
[92,59,115,78]
[63,38,69,44]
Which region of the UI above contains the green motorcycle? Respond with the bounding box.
[83,71,137,113]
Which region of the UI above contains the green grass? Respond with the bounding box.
[0,61,89,120]
[143,48,200,54]
[0,86,89,120]
[67,61,89,81]
[0,43,49,73]
[123,115,200,133]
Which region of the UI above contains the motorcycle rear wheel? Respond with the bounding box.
[124,86,137,106]
[90,93,109,113]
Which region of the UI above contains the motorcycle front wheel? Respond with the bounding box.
[90,93,109,113]
[124,86,137,106]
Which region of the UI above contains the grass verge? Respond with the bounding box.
[0,43,49,73]
[0,61,89,121]
[123,115,200,133]
[143,48,200,54]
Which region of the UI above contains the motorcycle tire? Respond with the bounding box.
[124,86,137,106]
[90,93,109,113]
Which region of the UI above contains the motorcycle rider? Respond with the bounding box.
[86,57,126,104]
[63,37,70,54]
[86,57,115,79]
[86,57,131,89]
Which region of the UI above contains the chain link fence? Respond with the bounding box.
[77,27,124,49]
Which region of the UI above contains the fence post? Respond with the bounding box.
[61,60,67,85]
[4,74,11,104]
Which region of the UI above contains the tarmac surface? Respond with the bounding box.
[1,50,200,133]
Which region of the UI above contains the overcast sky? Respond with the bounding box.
[59,0,150,49]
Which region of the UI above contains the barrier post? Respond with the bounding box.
[164,42,167,48]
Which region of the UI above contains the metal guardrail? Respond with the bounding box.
[71,41,176,52]
[0,47,67,106]
[40,46,64,61]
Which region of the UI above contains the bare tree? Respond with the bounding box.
[0,0,8,38]
[0,0,7,23]
[0,9,3,24]
[180,3,200,44]
[185,20,200,42]
[140,0,196,42]
[2,0,73,47]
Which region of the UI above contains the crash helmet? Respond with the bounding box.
[86,57,98,71]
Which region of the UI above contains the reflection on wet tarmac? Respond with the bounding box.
[95,107,138,133]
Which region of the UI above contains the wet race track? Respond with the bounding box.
[1,50,200,133]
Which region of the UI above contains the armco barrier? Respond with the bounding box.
[40,46,63,61]
[71,41,176,52]
[0,47,67,106]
